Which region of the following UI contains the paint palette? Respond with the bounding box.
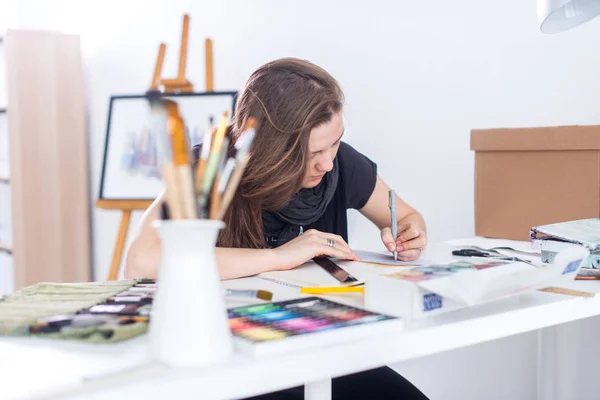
[228,297,404,357]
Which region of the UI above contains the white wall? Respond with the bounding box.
[12,0,600,399]
[14,0,600,277]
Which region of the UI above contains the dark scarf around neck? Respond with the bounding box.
[262,158,339,247]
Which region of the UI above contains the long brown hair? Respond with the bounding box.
[218,58,344,248]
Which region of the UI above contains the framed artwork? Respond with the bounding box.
[98,91,237,201]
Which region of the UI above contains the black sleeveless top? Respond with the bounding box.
[301,142,377,244]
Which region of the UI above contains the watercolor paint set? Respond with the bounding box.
[228,297,404,357]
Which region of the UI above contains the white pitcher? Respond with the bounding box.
[149,219,233,367]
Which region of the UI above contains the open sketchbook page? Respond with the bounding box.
[258,261,366,288]
[350,250,432,266]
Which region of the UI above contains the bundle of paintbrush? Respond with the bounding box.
[148,93,256,221]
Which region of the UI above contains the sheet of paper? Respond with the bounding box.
[351,250,431,266]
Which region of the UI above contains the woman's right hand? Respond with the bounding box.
[271,229,360,271]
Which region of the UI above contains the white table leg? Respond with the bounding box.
[305,378,332,400]
[537,327,557,400]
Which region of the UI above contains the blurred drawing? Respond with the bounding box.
[119,114,215,179]
[99,92,236,200]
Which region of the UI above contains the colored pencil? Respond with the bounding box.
[300,286,365,295]
[576,275,600,280]
[538,286,595,298]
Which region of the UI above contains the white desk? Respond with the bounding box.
[2,240,600,400]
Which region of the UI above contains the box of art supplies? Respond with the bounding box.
[365,272,465,320]
[227,297,404,357]
[530,218,600,268]
[471,125,600,241]
[364,246,589,320]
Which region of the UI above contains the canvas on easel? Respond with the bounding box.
[98,91,237,201]
[96,13,237,280]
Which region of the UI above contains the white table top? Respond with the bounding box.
[2,239,600,400]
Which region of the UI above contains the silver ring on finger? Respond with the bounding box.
[327,238,336,248]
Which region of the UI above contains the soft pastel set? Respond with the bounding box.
[228,297,403,357]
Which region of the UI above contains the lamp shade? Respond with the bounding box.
[538,0,600,33]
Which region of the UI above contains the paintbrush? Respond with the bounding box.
[148,96,184,219]
[217,154,249,220]
[215,119,257,220]
[210,118,256,219]
[217,118,256,193]
[165,100,197,219]
[224,289,273,301]
[208,137,230,219]
[200,111,229,192]
[194,126,214,195]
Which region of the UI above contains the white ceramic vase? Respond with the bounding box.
[149,219,233,367]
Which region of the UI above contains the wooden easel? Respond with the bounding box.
[150,14,214,93]
[96,199,152,280]
[100,13,215,280]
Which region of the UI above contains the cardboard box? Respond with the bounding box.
[471,125,600,241]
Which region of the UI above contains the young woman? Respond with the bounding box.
[125,58,429,400]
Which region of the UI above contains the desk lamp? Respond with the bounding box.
[539,0,600,33]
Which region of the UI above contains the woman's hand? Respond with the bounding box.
[272,229,360,271]
[380,222,427,262]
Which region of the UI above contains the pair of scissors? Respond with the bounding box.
[452,249,534,265]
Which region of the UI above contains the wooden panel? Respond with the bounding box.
[6,30,91,289]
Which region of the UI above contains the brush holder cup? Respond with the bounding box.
[149,219,233,367]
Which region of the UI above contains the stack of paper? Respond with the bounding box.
[530,218,600,268]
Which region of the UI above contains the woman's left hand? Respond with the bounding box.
[380,223,427,261]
